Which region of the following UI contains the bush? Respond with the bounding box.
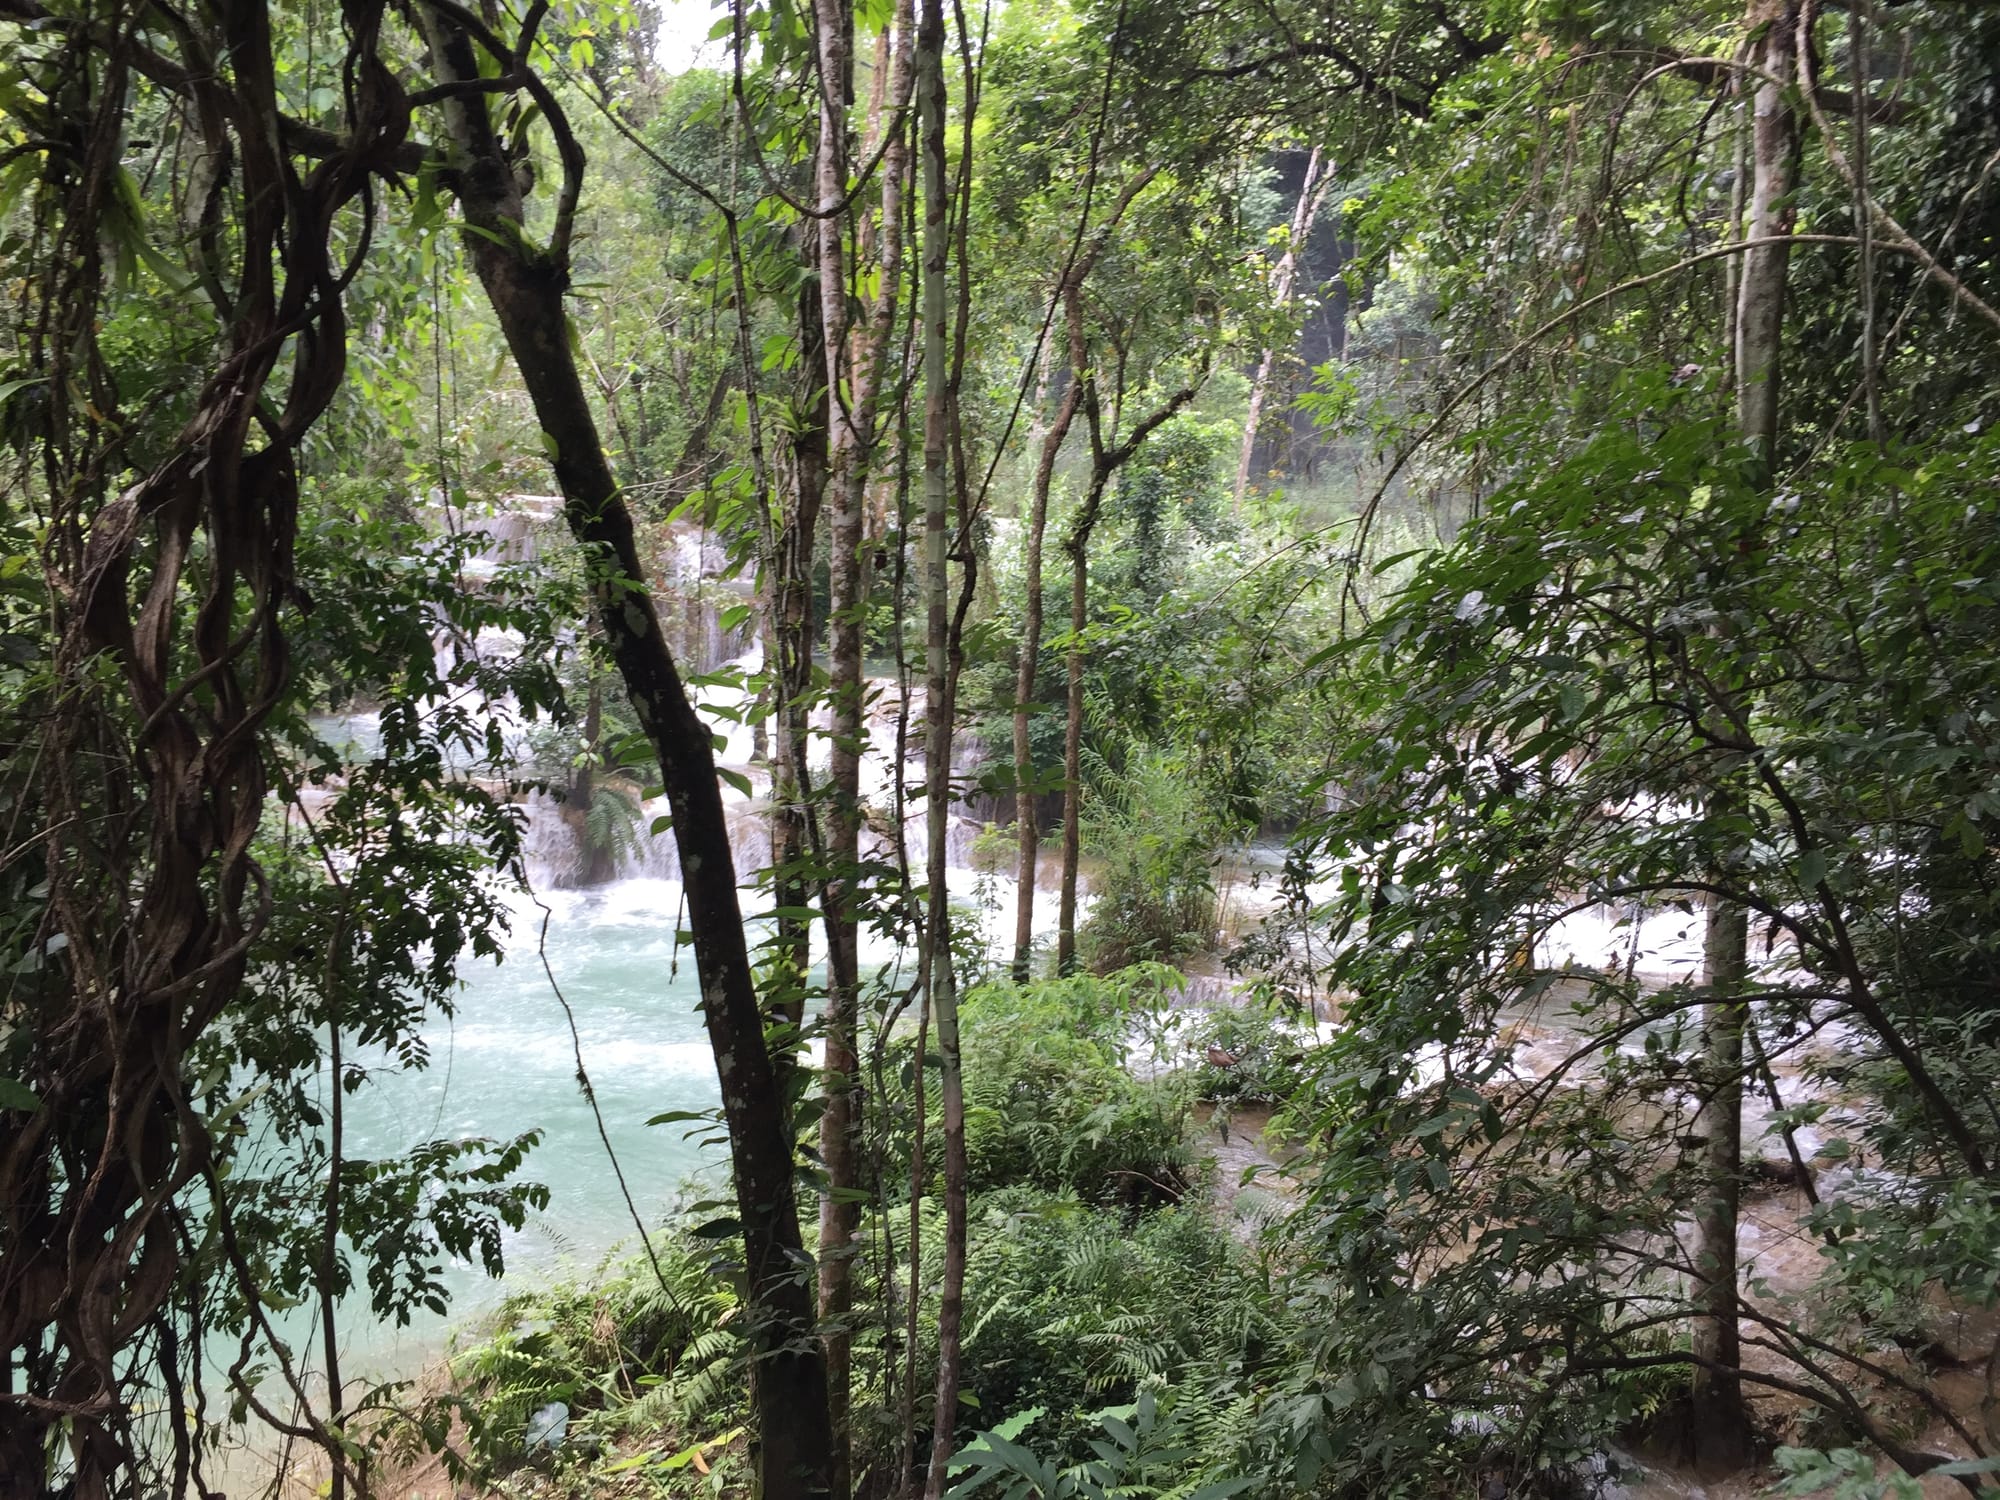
[960,972,1195,1206]
[953,1189,1277,1466]
[1188,1004,1307,1107]
[1078,750,1222,974]
[433,1231,746,1488]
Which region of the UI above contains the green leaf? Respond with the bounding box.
[647,1109,711,1126]
[0,1077,41,1112]
[600,1450,657,1474]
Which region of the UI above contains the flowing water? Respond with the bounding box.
[322,858,1067,1381]
[328,878,728,1379]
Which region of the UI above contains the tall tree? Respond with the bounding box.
[1689,0,1796,1463]
[813,0,914,1487]
[916,0,966,1486]
[415,5,834,1492]
[1234,146,1332,512]
[0,1,407,1487]
[1010,167,1157,980]
[1054,374,1203,972]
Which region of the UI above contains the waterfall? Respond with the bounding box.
[656,519,757,677]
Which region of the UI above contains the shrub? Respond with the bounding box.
[1078,750,1221,974]
[953,1189,1277,1465]
[436,1231,746,1488]
[1188,1004,1307,1107]
[960,972,1195,1206]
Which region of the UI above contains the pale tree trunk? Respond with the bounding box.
[1234,147,1331,512]
[417,10,832,1494]
[1691,0,1794,1465]
[816,1,914,1489]
[811,3,862,1489]
[917,0,966,1487]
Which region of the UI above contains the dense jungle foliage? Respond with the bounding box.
[3,0,2000,1496]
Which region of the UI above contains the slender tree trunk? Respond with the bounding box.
[1848,6,1883,443]
[917,0,967,1486]
[817,8,913,1487]
[812,5,863,1490]
[1690,0,1794,1465]
[1052,335,1110,983]
[771,275,829,1056]
[1692,891,1750,1464]
[1053,364,1205,973]
[1006,174,1158,979]
[577,673,616,886]
[418,12,833,1494]
[1056,514,1092,975]
[1009,311,1084,980]
[1733,1,1793,472]
[1234,147,1330,512]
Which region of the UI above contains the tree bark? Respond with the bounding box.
[811,4,864,1490]
[1234,147,1331,512]
[916,0,966,1487]
[417,10,833,1494]
[1690,0,1794,1466]
[813,0,912,1487]
[576,672,617,886]
[1055,378,1204,973]
[1009,306,1084,980]
[770,274,830,1061]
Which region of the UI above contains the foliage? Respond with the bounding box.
[946,1390,1255,1500]
[1077,750,1223,973]
[1263,375,2000,1487]
[959,970,1195,1204]
[1772,1448,2000,1499]
[192,502,578,1426]
[14,0,2000,1489]
[950,1192,1278,1471]
[1187,1003,1306,1107]
[430,1229,749,1490]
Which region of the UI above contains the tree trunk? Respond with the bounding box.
[770,275,830,1060]
[1056,528,1090,976]
[576,673,617,886]
[1054,374,1205,974]
[917,0,967,1486]
[1234,147,1330,512]
[1733,0,1793,474]
[417,11,833,1495]
[1690,0,1794,1466]
[1008,174,1157,979]
[812,4,863,1490]
[816,6,913,1487]
[1009,317,1084,980]
[1692,891,1751,1465]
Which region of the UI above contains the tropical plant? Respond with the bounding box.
[946,1390,1256,1500]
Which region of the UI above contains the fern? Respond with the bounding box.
[946,1391,1256,1500]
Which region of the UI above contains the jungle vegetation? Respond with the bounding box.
[2,0,1999,1495]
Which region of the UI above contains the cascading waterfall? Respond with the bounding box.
[310,496,1071,1382]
